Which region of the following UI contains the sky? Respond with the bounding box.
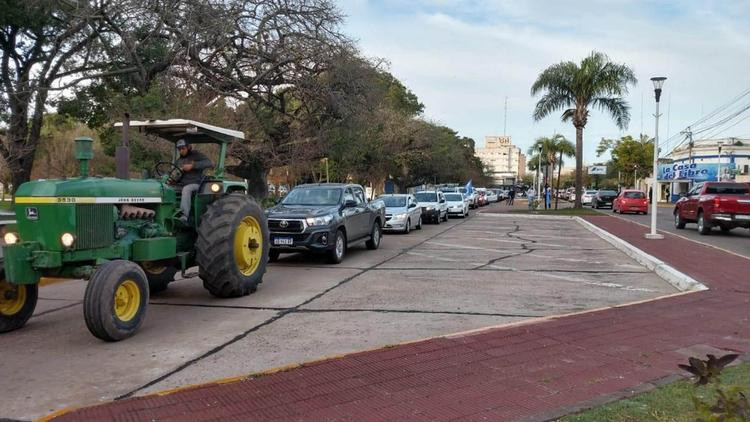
[335,0,750,165]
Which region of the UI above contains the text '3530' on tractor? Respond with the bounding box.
[1,118,269,341]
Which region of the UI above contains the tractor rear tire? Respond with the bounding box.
[197,195,269,298]
[141,261,178,294]
[84,260,149,342]
[0,269,38,333]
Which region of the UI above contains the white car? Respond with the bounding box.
[380,194,423,233]
[415,190,449,223]
[485,190,498,203]
[444,192,469,217]
[458,187,477,208]
[581,190,597,205]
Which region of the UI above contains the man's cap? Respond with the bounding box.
[176,139,188,148]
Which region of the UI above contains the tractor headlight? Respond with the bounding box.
[306,214,333,226]
[210,183,221,193]
[3,232,19,245]
[61,232,75,248]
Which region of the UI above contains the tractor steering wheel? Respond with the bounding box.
[155,162,184,185]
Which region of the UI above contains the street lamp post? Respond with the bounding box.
[646,77,666,240]
[717,142,723,181]
[536,145,542,201]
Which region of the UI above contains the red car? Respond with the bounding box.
[613,190,648,214]
[673,182,750,234]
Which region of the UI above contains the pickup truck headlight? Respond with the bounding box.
[306,214,333,226]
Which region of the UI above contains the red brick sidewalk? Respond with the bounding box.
[50,215,750,422]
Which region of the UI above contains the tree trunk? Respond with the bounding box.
[226,157,269,199]
[555,151,563,210]
[574,126,583,208]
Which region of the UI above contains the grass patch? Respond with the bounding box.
[509,207,605,216]
[562,360,750,422]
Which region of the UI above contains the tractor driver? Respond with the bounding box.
[174,138,213,223]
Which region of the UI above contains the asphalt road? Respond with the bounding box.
[596,204,750,259]
[0,205,679,420]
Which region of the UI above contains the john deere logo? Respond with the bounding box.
[279,220,289,228]
[26,207,38,220]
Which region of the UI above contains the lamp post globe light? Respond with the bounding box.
[646,77,666,240]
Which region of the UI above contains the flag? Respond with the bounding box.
[464,180,473,195]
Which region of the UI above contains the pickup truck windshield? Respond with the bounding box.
[282,188,342,205]
[444,194,463,201]
[381,196,406,207]
[415,192,437,202]
[705,184,749,194]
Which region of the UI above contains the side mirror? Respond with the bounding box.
[409,203,417,208]
[439,199,445,203]
[344,199,357,208]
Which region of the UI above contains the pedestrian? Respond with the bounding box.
[545,184,551,209]
[508,188,515,205]
[648,186,652,204]
[526,187,536,210]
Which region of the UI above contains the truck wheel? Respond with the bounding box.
[697,212,711,235]
[141,261,177,294]
[84,260,149,342]
[197,195,269,298]
[366,223,382,250]
[328,229,346,264]
[0,270,38,333]
[674,212,686,229]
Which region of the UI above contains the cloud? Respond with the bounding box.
[336,0,750,163]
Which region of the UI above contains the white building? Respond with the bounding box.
[650,138,750,202]
[475,136,526,186]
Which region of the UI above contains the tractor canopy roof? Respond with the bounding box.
[114,119,245,144]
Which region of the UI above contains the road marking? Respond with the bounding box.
[610,213,750,261]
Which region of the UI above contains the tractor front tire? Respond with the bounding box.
[0,269,38,333]
[141,261,178,294]
[197,195,269,298]
[84,260,149,342]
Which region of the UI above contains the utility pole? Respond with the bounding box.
[503,96,508,136]
[717,142,723,181]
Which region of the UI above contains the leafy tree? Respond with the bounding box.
[597,134,653,187]
[531,51,636,208]
[0,0,217,192]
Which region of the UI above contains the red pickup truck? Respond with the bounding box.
[674,182,750,234]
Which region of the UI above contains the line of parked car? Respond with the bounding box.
[263,183,507,264]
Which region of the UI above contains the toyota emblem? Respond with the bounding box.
[279,220,289,228]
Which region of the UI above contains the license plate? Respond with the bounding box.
[735,215,750,220]
[273,237,293,246]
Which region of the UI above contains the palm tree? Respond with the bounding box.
[531,51,636,208]
[528,135,575,209]
[551,135,575,209]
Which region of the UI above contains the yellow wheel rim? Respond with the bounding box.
[0,281,26,316]
[114,280,141,322]
[233,216,263,276]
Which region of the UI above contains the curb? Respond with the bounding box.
[574,217,708,292]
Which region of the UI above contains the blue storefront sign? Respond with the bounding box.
[658,163,718,182]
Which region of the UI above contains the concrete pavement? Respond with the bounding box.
[0,204,680,420]
[45,212,750,421]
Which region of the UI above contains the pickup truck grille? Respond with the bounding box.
[268,219,305,233]
[76,204,115,249]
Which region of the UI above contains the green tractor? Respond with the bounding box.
[1,119,269,341]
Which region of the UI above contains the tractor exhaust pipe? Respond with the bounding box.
[116,113,130,179]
